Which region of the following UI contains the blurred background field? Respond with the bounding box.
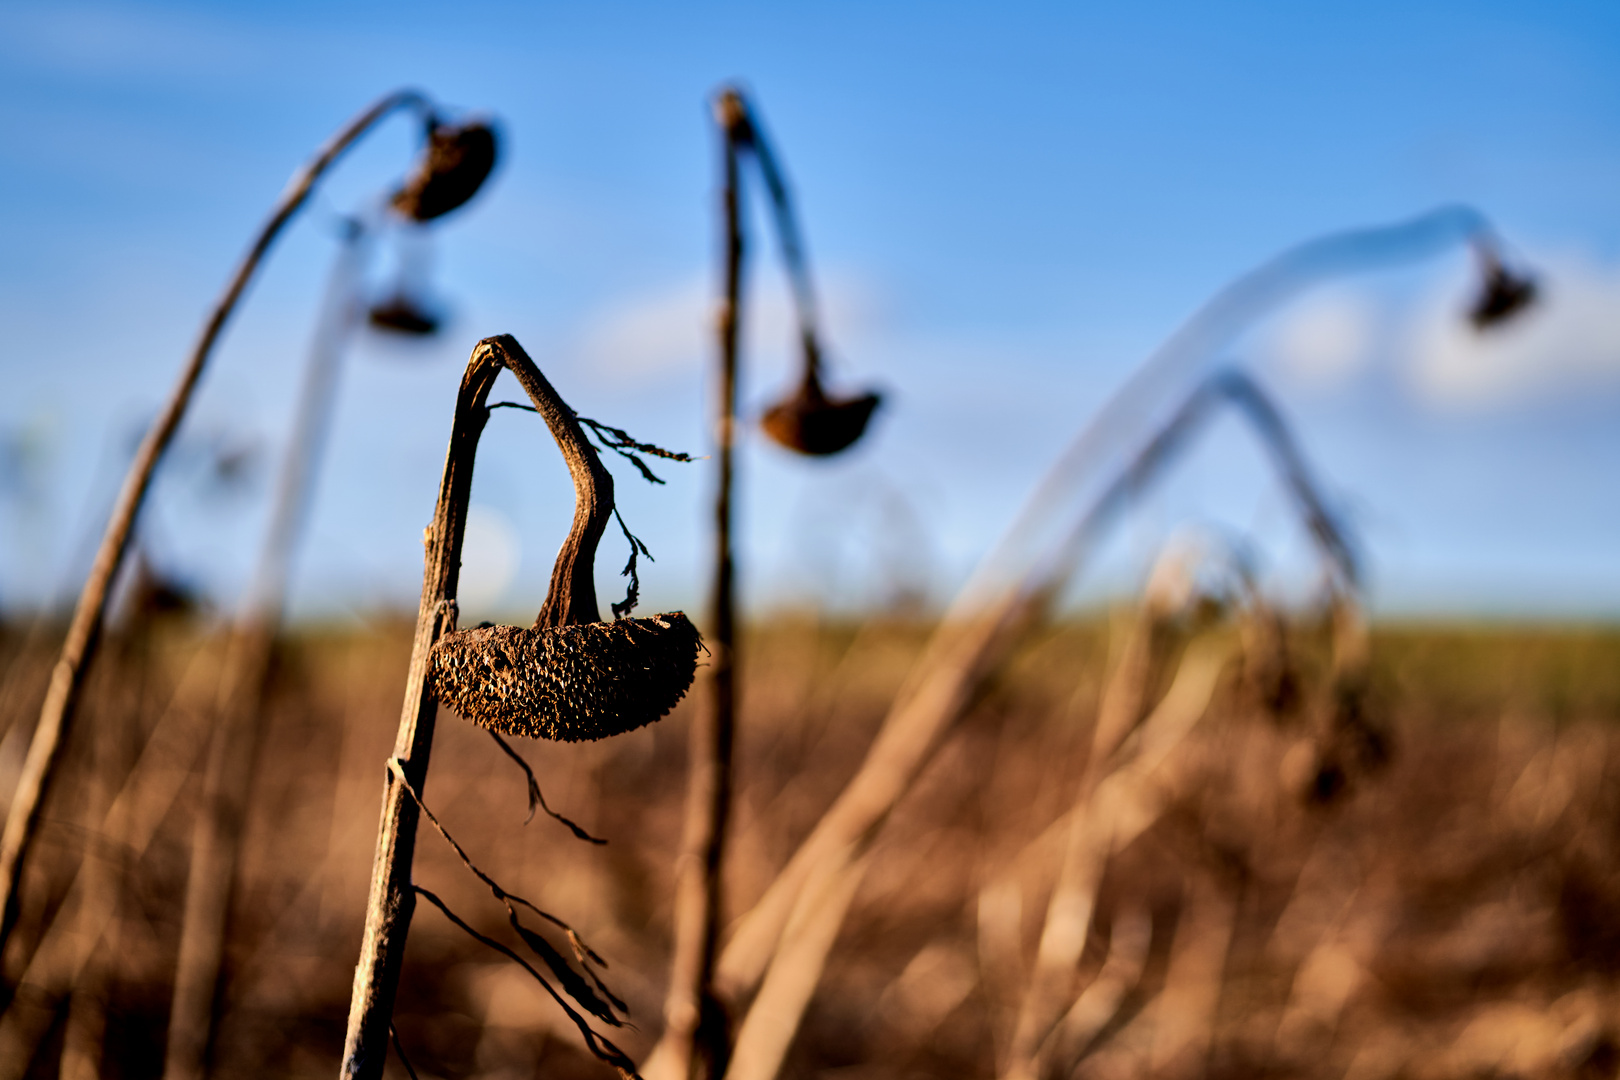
[6,608,1620,1078]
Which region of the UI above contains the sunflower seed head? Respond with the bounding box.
[1470,254,1538,329]
[392,119,499,223]
[368,293,441,336]
[430,612,701,742]
[761,378,882,457]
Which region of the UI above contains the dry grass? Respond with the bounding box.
[2,610,1620,1079]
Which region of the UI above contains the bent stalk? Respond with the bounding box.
[0,88,435,955]
[712,371,1356,1080]
[339,334,605,1080]
[163,220,373,1080]
[704,207,1525,1030]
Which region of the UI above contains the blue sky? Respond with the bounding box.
[2,1,1620,623]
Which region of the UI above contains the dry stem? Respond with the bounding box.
[0,88,435,956]
[689,222,1518,1066]
[685,370,1347,1080]
[1002,577,1183,1079]
[658,98,745,1080]
[0,642,224,1078]
[164,207,372,1080]
[339,334,607,1079]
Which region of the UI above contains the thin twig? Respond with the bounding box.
[414,887,640,1080]
[578,414,697,485]
[387,1026,422,1080]
[485,731,606,842]
[386,757,627,1022]
[489,402,694,484]
[610,508,653,620]
[486,401,681,619]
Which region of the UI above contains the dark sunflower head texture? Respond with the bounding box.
[430,612,701,741]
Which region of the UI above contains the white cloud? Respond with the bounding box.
[1252,249,1620,412]
[0,3,264,81]
[1408,252,1620,409]
[1261,286,1379,390]
[459,504,520,615]
[570,269,887,383]
[573,277,710,380]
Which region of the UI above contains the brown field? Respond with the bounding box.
[2,609,1620,1080]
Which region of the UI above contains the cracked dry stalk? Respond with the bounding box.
[0,88,438,954]
[340,334,609,1080]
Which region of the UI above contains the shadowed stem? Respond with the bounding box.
[163,218,373,1080]
[662,110,744,1080]
[339,334,610,1080]
[730,92,822,379]
[0,88,435,957]
[533,366,614,630]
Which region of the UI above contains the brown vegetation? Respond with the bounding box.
[2,608,1618,1079]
